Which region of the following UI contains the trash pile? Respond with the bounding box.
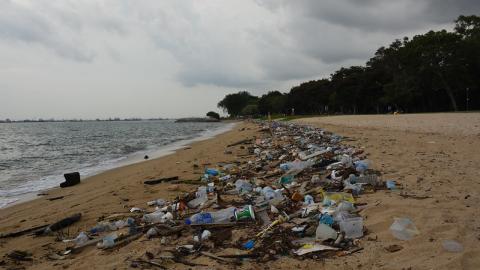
[1,121,404,267]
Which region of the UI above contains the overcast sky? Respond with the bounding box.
[0,0,477,119]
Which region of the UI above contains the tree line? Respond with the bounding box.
[218,15,479,116]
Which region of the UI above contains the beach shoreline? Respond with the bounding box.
[1,113,479,269]
[0,121,237,210]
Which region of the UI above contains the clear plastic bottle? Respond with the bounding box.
[75,232,89,245]
[185,207,235,225]
[147,199,166,207]
[90,221,117,234]
[185,212,214,225]
[142,211,165,223]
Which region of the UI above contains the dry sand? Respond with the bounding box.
[296,113,480,269]
[1,113,479,270]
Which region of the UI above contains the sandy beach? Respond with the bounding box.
[295,113,480,269]
[1,113,479,269]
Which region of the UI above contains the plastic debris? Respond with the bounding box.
[442,240,463,252]
[389,217,420,240]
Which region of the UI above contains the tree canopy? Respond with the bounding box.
[217,15,479,117]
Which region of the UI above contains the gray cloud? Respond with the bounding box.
[0,0,477,119]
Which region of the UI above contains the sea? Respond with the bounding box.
[0,120,234,208]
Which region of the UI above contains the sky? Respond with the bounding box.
[0,0,478,119]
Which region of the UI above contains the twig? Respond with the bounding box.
[144,176,179,185]
[132,260,166,269]
[200,251,237,264]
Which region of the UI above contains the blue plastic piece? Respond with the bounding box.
[319,213,334,226]
[243,240,255,250]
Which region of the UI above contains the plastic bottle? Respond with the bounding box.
[211,207,236,223]
[142,211,165,224]
[147,199,166,207]
[98,233,118,249]
[90,222,117,234]
[114,217,135,228]
[75,232,89,245]
[185,207,235,225]
[185,213,214,225]
[188,187,208,208]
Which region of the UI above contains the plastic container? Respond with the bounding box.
[235,180,253,193]
[315,223,337,241]
[339,217,364,239]
[389,217,419,240]
[336,201,355,212]
[234,205,255,221]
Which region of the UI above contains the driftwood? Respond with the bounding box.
[399,192,432,200]
[105,232,143,250]
[170,179,200,185]
[154,224,186,236]
[47,196,64,201]
[200,251,238,264]
[0,224,48,239]
[1,213,81,238]
[219,253,260,259]
[144,176,179,185]
[132,260,167,269]
[35,213,82,235]
[227,139,252,147]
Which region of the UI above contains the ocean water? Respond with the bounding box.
[0,120,233,208]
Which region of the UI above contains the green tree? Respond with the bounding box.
[206,111,220,120]
[241,104,259,116]
[217,91,258,117]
